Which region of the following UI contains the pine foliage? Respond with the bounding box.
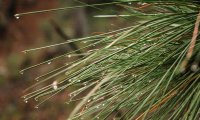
[18,0,200,119]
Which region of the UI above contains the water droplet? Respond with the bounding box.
[48,62,51,65]
[93,97,96,100]
[22,50,27,54]
[110,23,115,26]
[132,74,136,77]
[191,63,198,72]
[52,81,58,90]
[68,55,71,58]
[35,106,38,109]
[87,99,91,102]
[83,82,87,86]
[25,100,28,103]
[35,77,39,81]
[102,104,105,106]
[128,2,132,5]
[14,14,20,19]
[97,116,99,119]
[142,3,148,5]
[20,71,24,75]
[148,80,152,83]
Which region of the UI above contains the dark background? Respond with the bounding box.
[0,0,130,119]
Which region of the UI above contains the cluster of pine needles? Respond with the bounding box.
[17,0,200,120]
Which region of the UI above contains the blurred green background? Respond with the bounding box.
[0,0,132,120]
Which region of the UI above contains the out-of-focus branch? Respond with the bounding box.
[50,19,83,58]
[180,11,200,72]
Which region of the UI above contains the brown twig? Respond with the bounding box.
[180,11,200,72]
[135,74,199,120]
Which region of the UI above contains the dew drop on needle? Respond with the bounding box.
[20,71,24,75]
[22,50,27,54]
[67,55,71,58]
[15,14,20,19]
[52,81,58,90]
[35,106,38,109]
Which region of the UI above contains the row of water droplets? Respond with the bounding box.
[15,1,130,112]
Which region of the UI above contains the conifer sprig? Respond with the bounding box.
[18,1,200,119]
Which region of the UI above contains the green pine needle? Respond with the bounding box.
[18,1,200,120]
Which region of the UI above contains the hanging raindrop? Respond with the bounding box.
[48,62,51,65]
[68,55,71,58]
[191,62,198,72]
[22,50,27,54]
[148,80,152,83]
[20,71,24,75]
[35,98,38,101]
[35,106,39,109]
[52,81,58,90]
[83,82,87,86]
[15,14,20,19]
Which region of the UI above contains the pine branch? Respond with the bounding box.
[17,1,200,120]
[181,11,200,72]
